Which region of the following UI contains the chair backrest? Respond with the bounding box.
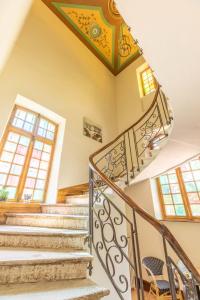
[142,256,165,276]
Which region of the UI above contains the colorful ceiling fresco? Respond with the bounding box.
[42,0,141,75]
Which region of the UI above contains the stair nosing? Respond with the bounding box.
[5,213,88,220]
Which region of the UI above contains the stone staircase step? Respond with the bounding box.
[6,213,88,230]
[0,278,109,299]
[0,248,92,284]
[66,194,89,205]
[41,204,89,216]
[0,225,88,250]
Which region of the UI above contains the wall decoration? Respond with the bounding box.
[83,117,102,143]
[42,0,141,75]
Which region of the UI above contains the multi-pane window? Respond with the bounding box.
[0,106,57,202]
[141,67,156,96]
[157,156,200,220]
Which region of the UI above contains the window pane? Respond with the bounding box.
[41,152,50,162]
[28,168,38,178]
[30,159,40,168]
[19,136,30,147]
[188,193,200,204]
[168,174,178,184]
[165,205,175,216]
[13,154,25,165]
[32,150,42,160]
[172,194,183,204]
[162,185,170,194]
[0,174,7,185]
[33,190,44,201]
[34,141,43,151]
[0,162,10,173]
[196,181,200,191]
[38,170,47,179]
[163,195,173,204]
[182,172,193,182]
[10,164,22,176]
[1,151,14,162]
[170,184,180,194]
[190,160,200,170]
[25,178,36,189]
[191,205,200,216]
[7,175,19,186]
[5,187,16,199]
[193,171,200,181]
[16,145,28,156]
[185,182,197,192]
[160,175,168,184]
[8,132,19,143]
[4,142,17,153]
[16,109,26,120]
[39,161,48,170]
[43,144,51,153]
[36,179,45,189]
[181,163,190,172]
[175,205,186,216]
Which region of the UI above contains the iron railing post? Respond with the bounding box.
[88,167,94,276]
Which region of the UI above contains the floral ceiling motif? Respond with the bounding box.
[42,0,141,75]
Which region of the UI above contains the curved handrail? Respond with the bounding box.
[89,85,200,292]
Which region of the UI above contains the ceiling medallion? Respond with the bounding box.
[108,0,121,19]
[90,23,102,39]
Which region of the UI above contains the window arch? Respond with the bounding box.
[0,105,57,202]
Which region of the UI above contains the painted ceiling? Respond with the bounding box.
[42,0,141,75]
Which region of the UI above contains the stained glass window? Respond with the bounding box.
[157,156,200,220]
[0,105,57,202]
[141,67,156,96]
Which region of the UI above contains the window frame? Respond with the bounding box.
[140,67,157,97]
[157,163,200,222]
[0,104,58,203]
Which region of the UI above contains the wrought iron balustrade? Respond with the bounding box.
[88,84,200,300]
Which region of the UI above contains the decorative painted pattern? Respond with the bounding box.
[53,2,115,67]
[118,23,140,71]
[42,1,141,75]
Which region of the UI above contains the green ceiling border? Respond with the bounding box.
[52,2,116,68]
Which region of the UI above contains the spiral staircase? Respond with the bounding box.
[88,84,200,300]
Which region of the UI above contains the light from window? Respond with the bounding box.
[141,67,156,96]
[157,156,200,220]
[0,106,57,202]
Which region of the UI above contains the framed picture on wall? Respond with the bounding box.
[83,117,102,143]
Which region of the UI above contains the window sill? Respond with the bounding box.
[160,218,200,224]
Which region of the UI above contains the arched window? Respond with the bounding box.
[157,156,200,220]
[0,105,57,202]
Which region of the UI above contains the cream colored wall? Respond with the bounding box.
[115,55,155,132]
[125,180,200,274]
[0,0,117,193]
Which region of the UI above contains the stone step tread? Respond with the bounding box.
[0,279,109,299]
[42,204,89,207]
[6,213,88,219]
[0,225,88,237]
[0,248,92,265]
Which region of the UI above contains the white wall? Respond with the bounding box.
[0,0,117,196]
[116,0,200,149]
[115,56,155,132]
[0,0,33,73]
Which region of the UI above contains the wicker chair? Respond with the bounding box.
[142,256,183,300]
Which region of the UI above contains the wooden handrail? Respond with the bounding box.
[89,85,200,284]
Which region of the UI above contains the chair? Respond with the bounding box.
[142,256,183,300]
